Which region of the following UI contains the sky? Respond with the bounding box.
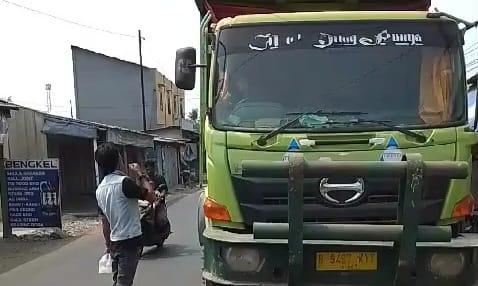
[0,0,477,118]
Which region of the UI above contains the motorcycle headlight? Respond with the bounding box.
[222,247,263,272]
[429,252,465,278]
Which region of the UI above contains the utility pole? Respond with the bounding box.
[45,83,52,113]
[69,100,74,118]
[138,30,147,132]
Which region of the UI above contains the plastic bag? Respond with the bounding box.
[98,253,113,274]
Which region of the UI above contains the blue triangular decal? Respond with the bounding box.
[387,136,398,148]
[288,138,300,151]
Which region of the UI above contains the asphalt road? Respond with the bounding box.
[0,191,203,286]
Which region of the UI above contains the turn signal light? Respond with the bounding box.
[204,198,231,222]
[452,195,475,219]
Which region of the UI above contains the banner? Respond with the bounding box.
[5,159,61,228]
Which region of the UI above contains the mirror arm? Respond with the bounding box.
[475,82,478,132]
[427,10,478,31]
[206,107,212,118]
[465,21,478,31]
[189,64,207,68]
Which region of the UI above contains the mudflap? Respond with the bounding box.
[202,227,478,286]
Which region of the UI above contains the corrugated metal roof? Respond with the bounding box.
[0,100,19,110]
[44,113,153,138]
[7,102,153,138]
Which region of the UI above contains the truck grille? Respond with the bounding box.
[231,176,449,226]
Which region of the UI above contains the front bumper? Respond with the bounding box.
[202,227,478,286]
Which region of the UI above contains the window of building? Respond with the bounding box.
[167,92,171,114]
[180,98,184,118]
[159,85,163,111]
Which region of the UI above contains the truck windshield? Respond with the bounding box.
[213,21,466,131]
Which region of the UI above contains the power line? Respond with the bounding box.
[465,47,478,56]
[467,62,478,73]
[0,0,136,38]
[468,59,478,65]
[465,42,478,51]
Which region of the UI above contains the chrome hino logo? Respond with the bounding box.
[319,178,366,206]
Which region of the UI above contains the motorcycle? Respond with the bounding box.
[138,184,171,255]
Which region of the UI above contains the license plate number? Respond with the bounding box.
[316,252,377,271]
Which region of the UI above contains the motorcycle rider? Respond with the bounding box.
[139,161,172,252]
[144,160,168,195]
[180,156,191,188]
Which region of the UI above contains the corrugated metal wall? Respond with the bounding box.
[4,109,47,159]
[156,145,180,188]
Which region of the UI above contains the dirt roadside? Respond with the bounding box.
[0,236,76,275]
[0,216,100,275]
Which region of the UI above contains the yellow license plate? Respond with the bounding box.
[316,252,377,271]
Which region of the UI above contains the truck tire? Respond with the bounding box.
[198,191,206,246]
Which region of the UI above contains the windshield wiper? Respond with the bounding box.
[254,110,367,146]
[350,119,428,143]
[285,111,367,116]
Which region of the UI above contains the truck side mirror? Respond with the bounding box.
[175,47,197,90]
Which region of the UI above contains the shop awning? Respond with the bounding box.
[42,118,97,139]
[107,129,153,148]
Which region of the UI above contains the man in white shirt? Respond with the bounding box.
[95,143,155,286]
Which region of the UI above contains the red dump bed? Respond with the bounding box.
[195,0,431,22]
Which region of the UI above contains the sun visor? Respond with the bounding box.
[197,0,431,22]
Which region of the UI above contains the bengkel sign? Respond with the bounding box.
[5,160,59,169]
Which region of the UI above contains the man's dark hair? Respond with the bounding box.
[145,160,155,169]
[95,142,120,174]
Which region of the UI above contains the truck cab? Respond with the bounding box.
[175,1,478,285]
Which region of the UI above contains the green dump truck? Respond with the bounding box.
[174,1,478,285]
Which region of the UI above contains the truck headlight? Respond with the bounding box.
[429,252,465,278]
[222,247,263,272]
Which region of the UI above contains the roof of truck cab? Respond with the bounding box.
[216,11,433,29]
[196,0,431,22]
